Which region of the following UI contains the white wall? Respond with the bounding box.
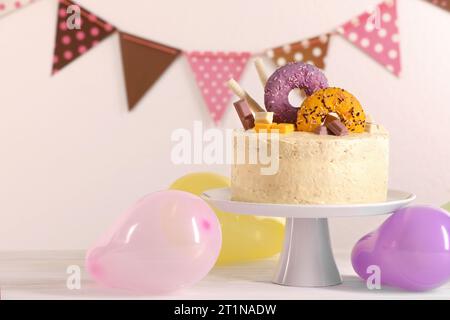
[0,0,449,252]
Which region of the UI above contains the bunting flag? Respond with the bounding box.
[1,0,426,119]
[425,0,450,12]
[186,51,251,124]
[337,0,401,76]
[52,0,116,74]
[265,34,331,69]
[0,0,35,19]
[119,32,181,111]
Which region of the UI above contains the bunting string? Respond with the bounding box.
[1,0,447,123]
[0,0,36,18]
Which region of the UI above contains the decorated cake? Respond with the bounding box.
[228,60,389,205]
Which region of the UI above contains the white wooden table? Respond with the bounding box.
[0,251,449,300]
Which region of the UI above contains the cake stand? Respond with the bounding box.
[201,188,415,287]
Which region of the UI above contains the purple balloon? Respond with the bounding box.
[352,205,450,291]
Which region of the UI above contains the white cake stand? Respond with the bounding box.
[201,188,415,287]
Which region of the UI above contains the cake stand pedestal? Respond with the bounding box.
[202,188,415,287]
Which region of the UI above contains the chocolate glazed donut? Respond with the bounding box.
[264,62,328,124]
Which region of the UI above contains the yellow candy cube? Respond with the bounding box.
[254,123,294,134]
[274,123,295,134]
[254,123,274,133]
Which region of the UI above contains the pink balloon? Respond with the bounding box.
[86,190,222,293]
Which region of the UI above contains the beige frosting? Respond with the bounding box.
[231,128,389,204]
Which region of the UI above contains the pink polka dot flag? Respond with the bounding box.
[186,51,251,124]
[52,0,116,74]
[338,0,401,76]
[0,0,36,19]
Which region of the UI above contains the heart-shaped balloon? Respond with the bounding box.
[352,205,450,291]
[169,172,284,265]
[86,190,221,293]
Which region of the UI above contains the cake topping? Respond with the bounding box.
[229,60,371,137]
[227,79,265,113]
[254,112,274,124]
[324,113,339,126]
[296,87,366,133]
[365,122,376,133]
[233,99,255,130]
[254,58,269,87]
[325,118,349,136]
[264,62,328,124]
[254,123,295,134]
[365,113,374,124]
[254,123,273,132]
[365,123,386,134]
[313,125,329,135]
[274,123,295,134]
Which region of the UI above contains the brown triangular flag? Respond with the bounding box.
[119,32,181,111]
[52,0,116,74]
[425,0,450,12]
[266,34,331,69]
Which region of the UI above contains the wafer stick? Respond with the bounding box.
[227,79,265,113]
[254,58,269,87]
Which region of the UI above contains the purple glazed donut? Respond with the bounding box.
[264,62,328,124]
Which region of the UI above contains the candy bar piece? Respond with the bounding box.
[242,115,255,130]
[324,113,339,126]
[365,123,386,134]
[275,123,295,134]
[233,99,255,130]
[255,112,274,124]
[314,125,329,135]
[365,122,375,133]
[326,119,349,136]
[233,99,252,118]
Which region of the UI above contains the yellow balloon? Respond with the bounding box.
[443,202,450,213]
[169,172,285,265]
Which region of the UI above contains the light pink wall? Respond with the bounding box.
[0,0,449,251]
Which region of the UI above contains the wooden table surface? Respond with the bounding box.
[0,250,449,300]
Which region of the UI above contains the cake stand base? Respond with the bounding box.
[201,188,415,288]
[273,217,341,287]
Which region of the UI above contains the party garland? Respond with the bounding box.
[0,0,448,122]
